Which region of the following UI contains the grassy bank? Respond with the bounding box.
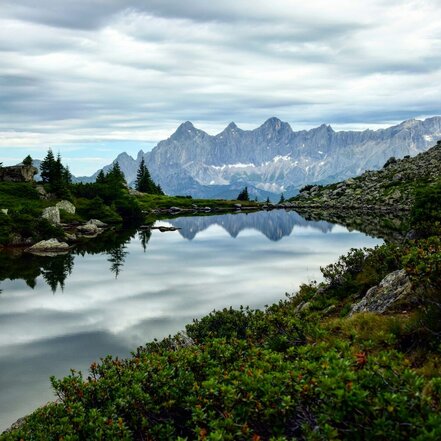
[0,180,259,247]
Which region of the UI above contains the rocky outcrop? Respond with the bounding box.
[350,270,413,315]
[0,165,38,182]
[292,142,441,210]
[56,200,76,214]
[86,219,107,228]
[76,220,107,236]
[25,238,70,255]
[42,207,60,225]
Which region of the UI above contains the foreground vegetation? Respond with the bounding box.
[2,178,440,438]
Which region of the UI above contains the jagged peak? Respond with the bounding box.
[180,121,195,129]
[170,121,198,139]
[262,117,282,127]
[313,123,334,132]
[115,151,134,160]
[399,118,419,129]
[218,121,241,135]
[260,117,292,132]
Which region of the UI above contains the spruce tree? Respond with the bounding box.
[279,193,285,203]
[22,155,33,166]
[96,170,106,184]
[135,158,163,194]
[40,149,56,183]
[237,186,249,201]
[107,163,126,187]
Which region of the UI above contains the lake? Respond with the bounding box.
[0,209,382,431]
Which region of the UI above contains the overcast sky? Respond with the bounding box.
[1,0,441,174]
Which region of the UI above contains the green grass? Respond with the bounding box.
[135,193,260,212]
[0,182,47,211]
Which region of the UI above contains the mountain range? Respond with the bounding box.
[79,116,441,200]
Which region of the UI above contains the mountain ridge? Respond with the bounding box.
[80,116,441,200]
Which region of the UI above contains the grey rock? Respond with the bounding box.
[42,207,60,225]
[64,232,77,242]
[56,200,76,214]
[86,219,108,228]
[26,238,70,255]
[128,188,144,196]
[0,165,37,182]
[350,269,413,315]
[35,185,48,199]
[77,223,99,235]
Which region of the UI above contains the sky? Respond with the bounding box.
[0,0,441,175]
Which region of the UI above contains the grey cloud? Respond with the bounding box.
[0,0,440,174]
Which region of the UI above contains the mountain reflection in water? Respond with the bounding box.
[167,210,334,241]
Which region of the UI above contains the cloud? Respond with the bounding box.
[0,0,440,174]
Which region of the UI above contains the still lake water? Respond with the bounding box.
[0,210,382,430]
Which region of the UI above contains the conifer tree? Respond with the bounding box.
[107,162,126,187]
[135,158,163,194]
[40,149,56,184]
[40,149,71,196]
[22,155,33,166]
[279,193,285,203]
[96,169,106,184]
[237,186,249,201]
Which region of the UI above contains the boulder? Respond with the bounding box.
[234,203,242,209]
[128,189,144,196]
[56,200,76,214]
[35,185,49,199]
[64,232,77,242]
[0,165,37,182]
[26,238,70,255]
[77,223,99,235]
[350,269,413,315]
[86,219,107,228]
[42,207,60,225]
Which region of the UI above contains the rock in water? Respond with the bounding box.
[56,200,76,214]
[77,223,99,235]
[42,207,60,225]
[350,269,413,315]
[26,238,70,255]
[86,219,108,228]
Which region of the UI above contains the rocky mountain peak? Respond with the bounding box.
[170,121,196,140]
[261,117,290,132]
